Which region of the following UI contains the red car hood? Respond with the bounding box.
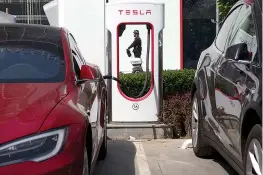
[0,83,68,144]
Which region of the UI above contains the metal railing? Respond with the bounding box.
[0,0,51,3]
[0,0,52,24]
[15,15,47,20]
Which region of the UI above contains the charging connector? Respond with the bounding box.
[135,24,151,98]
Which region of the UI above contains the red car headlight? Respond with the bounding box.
[0,127,69,167]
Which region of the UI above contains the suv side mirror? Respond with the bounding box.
[225,43,252,61]
[80,65,95,80]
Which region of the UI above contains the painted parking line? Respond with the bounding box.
[133,141,152,175]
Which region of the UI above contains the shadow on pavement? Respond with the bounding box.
[93,140,137,175]
[212,154,239,175]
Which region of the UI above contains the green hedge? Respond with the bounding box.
[119,69,195,97]
[119,69,196,137]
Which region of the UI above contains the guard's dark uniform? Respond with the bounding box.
[127,37,142,58]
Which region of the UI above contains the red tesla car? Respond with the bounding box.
[0,24,108,175]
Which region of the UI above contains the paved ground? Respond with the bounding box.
[94,139,239,175]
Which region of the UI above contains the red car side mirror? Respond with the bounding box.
[80,65,95,80]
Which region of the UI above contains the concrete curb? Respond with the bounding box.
[107,123,173,139]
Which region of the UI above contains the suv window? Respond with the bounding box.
[228,4,258,62]
[0,26,65,83]
[215,6,242,51]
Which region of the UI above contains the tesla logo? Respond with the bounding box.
[118,10,151,15]
[132,103,139,110]
[230,100,235,107]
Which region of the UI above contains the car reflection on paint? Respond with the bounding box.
[0,23,108,175]
[190,0,262,175]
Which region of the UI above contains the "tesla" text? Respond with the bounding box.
[118,10,151,15]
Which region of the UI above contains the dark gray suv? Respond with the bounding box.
[191,0,262,174]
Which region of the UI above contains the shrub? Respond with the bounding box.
[119,69,196,137]
[162,93,192,138]
[119,72,151,97]
[218,0,238,20]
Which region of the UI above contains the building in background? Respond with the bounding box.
[0,0,216,70]
[183,0,216,69]
[0,0,52,25]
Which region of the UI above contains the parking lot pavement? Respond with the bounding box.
[93,139,238,175]
[93,139,139,175]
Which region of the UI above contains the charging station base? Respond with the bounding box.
[107,123,174,139]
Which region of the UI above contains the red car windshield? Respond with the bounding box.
[0,25,66,83]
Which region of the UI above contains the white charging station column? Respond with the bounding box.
[106,1,165,122]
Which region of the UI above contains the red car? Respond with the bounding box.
[0,24,108,175]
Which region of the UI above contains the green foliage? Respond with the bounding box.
[217,0,238,20]
[162,93,192,137]
[119,72,151,98]
[119,69,195,98]
[163,69,195,95]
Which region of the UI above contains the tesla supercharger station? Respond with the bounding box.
[106,1,165,122]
